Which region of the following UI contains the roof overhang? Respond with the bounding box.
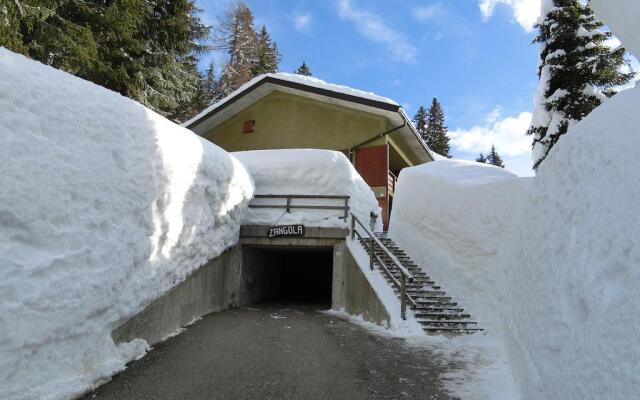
[185,76,434,163]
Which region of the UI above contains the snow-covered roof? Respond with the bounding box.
[183,72,398,129]
[183,72,434,164]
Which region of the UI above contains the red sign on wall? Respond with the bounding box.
[243,120,255,134]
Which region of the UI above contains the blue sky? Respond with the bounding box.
[196,0,544,176]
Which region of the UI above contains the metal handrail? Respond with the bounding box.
[248,194,350,220]
[350,213,417,319]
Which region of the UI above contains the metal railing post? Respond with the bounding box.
[351,215,356,240]
[286,197,291,213]
[369,237,375,270]
[344,198,349,220]
[400,274,407,320]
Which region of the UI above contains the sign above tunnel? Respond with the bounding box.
[268,224,305,238]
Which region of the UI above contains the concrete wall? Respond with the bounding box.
[338,247,391,327]
[112,245,242,346]
[112,227,392,346]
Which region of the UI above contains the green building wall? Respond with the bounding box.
[202,91,414,165]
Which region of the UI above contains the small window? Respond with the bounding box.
[243,120,255,134]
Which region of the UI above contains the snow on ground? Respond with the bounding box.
[386,5,640,395]
[388,160,528,333]
[345,237,424,336]
[0,48,253,400]
[387,159,524,399]
[183,72,397,128]
[591,0,640,57]
[501,67,640,400]
[233,149,382,230]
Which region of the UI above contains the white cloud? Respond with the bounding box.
[294,14,311,32]
[413,4,445,21]
[337,0,418,63]
[450,107,533,157]
[479,0,541,32]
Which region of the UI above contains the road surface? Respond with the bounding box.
[82,304,458,400]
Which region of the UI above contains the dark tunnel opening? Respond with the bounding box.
[241,246,333,308]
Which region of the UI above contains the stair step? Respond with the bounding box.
[418,319,477,325]
[406,289,445,294]
[413,295,452,301]
[413,306,464,312]
[414,313,471,319]
[357,232,482,335]
[413,302,459,309]
[423,327,484,333]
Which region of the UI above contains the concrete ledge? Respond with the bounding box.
[112,245,242,346]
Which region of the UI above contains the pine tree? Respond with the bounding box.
[425,98,451,157]
[295,61,312,76]
[252,25,280,75]
[528,0,634,170]
[1,0,211,121]
[171,62,220,122]
[214,2,258,96]
[486,145,505,168]
[412,105,428,144]
[476,153,487,163]
[202,62,222,102]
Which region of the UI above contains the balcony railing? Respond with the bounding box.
[387,171,398,196]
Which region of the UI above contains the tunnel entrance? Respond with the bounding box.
[241,245,333,308]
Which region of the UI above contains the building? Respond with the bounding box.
[184,73,434,229]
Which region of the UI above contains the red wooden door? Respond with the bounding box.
[355,145,390,230]
[354,145,388,188]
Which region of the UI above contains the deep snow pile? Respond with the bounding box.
[0,48,253,400]
[369,160,524,399]
[501,70,640,400]
[388,160,528,333]
[233,149,381,230]
[388,14,640,397]
[591,0,640,57]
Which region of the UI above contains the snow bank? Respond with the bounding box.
[184,72,397,128]
[388,160,528,334]
[591,0,640,57]
[0,48,253,400]
[233,149,381,230]
[387,160,525,399]
[500,4,640,399]
[389,27,640,400]
[502,72,640,400]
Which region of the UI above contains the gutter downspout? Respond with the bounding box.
[348,119,406,163]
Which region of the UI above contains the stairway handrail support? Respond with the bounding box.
[350,213,416,320]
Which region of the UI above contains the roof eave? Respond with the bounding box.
[185,76,400,132]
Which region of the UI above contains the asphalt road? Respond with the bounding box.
[82,304,457,400]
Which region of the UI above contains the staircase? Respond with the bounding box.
[357,232,482,335]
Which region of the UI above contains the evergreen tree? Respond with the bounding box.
[425,98,451,157]
[252,25,280,75]
[486,145,505,168]
[202,62,222,102]
[476,153,487,163]
[214,2,258,96]
[412,105,428,145]
[528,0,634,170]
[171,62,220,122]
[1,0,211,121]
[295,61,312,76]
